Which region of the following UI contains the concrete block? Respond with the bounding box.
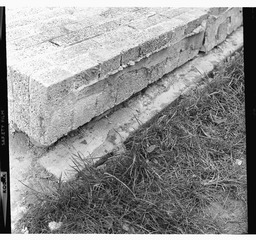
[201,7,243,52]
[28,68,76,145]
[73,94,97,129]
[93,9,207,68]
[43,39,100,65]
[45,97,75,143]
[7,61,77,146]
[63,15,109,32]
[175,9,208,36]
[51,20,120,47]
[7,58,53,129]
[92,26,144,72]
[7,41,60,65]
[155,7,190,19]
[63,7,138,32]
[47,9,208,90]
[62,53,100,89]
[8,67,30,134]
[89,47,121,79]
[113,68,149,105]
[8,36,45,51]
[227,8,243,35]
[31,67,74,99]
[138,24,174,57]
[216,18,229,43]
[7,7,243,146]
[9,27,205,146]
[127,14,169,30]
[6,8,67,29]
[29,82,49,144]
[71,30,205,137]
[6,7,48,22]
[7,26,39,42]
[139,9,208,57]
[70,7,110,18]
[54,8,113,32]
[117,8,156,26]
[147,30,205,83]
[72,80,114,130]
[34,15,78,33]
[72,68,148,131]
[73,92,103,130]
[99,7,138,18]
[7,12,78,45]
[65,7,110,19]
[208,8,229,16]
[14,30,64,49]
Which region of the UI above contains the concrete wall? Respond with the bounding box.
[7,7,243,146]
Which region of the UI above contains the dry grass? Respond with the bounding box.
[17,49,246,234]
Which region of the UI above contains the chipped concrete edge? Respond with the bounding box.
[38,26,243,181]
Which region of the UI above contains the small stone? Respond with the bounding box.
[153,159,158,164]
[21,226,29,234]
[48,221,63,231]
[121,222,135,233]
[122,223,130,232]
[147,145,156,153]
[235,159,242,166]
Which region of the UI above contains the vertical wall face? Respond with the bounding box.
[201,8,243,52]
[6,7,243,146]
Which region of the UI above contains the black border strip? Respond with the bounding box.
[243,8,256,234]
[0,6,11,233]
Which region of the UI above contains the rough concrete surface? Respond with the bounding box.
[9,24,243,232]
[7,7,243,146]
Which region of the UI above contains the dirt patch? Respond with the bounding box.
[9,131,54,232]
[205,198,247,233]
